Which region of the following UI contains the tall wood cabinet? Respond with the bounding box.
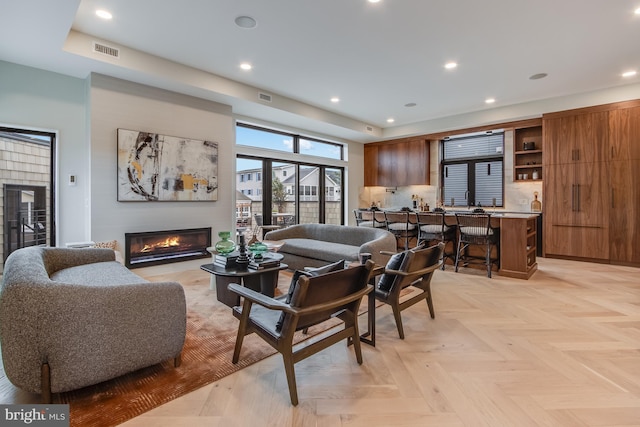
[543,101,640,265]
[608,106,640,264]
[364,138,429,186]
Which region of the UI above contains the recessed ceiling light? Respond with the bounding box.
[622,70,637,78]
[444,62,458,70]
[330,97,340,103]
[235,16,257,29]
[485,98,496,104]
[404,102,417,107]
[368,0,382,3]
[96,9,112,20]
[635,7,640,14]
[240,63,252,70]
[529,73,548,80]
[387,118,395,123]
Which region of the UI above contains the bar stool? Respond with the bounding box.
[416,211,457,270]
[454,213,499,277]
[384,211,418,251]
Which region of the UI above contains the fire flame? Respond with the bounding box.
[140,236,181,253]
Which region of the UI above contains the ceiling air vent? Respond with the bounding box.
[92,42,120,58]
[258,92,272,103]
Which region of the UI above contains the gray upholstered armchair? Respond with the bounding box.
[0,246,186,403]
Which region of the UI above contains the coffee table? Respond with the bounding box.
[200,253,287,308]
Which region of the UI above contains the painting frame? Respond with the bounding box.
[117,128,218,202]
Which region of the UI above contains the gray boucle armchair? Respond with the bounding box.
[0,247,186,403]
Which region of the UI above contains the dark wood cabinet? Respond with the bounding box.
[500,215,538,279]
[543,111,610,260]
[543,102,640,265]
[364,138,429,186]
[608,104,640,264]
[609,159,640,264]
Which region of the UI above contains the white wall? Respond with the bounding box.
[0,60,89,246]
[89,74,236,248]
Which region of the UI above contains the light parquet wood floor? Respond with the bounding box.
[3,257,640,426]
[120,257,640,427]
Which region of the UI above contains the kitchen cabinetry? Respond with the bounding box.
[543,111,610,260]
[499,215,538,279]
[364,138,429,186]
[543,102,640,265]
[608,106,640,264]
[513,125,543,181]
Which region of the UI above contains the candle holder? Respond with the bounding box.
[235,235,250,269]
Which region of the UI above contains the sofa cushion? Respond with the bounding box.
[50,261,148,286]
[278,238,359,262]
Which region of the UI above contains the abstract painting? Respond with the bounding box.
[117,129,218,201]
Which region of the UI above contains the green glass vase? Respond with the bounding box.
[248,241,269,259]
[214,231,236,255]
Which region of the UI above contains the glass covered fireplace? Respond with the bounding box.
[125,227,211,268]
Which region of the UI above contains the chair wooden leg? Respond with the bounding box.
[281,352,299,406]
[425,290,435,319]
[232,304,251,364]
[174,352,182,367]
[391,304,405,339]
[41,362,52,404]
[350,315,363,364]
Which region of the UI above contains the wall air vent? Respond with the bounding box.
[365,125,374,133]
[258,92,272,103]
[92,42,120,58]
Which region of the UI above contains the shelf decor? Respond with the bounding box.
[117,128,218,201]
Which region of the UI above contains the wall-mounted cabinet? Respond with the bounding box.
[364,138,429,187]
[514,125,543,181]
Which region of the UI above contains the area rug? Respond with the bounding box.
[54,268,352,427]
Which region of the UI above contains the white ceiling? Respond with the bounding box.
[1,0,639,142]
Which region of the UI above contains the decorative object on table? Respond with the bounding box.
[234,235,250,269]
[531,191,542,212]
[248,241,269,260]
[117,128,218,201]
[214,231,236,255]
[248,256,281,270]
[246,230,260,246]
[214,251,239,268]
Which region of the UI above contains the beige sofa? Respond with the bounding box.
[264,224,397,271]
[0,246,186,402]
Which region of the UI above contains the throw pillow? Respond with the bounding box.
[377,252,406,292]
[92,240,118,250]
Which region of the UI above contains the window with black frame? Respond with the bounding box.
[236,124,345,225]
[442,131,504,208]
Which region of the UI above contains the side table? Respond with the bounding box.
[201,258,287,308]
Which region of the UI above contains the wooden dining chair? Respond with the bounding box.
[228,261,374,405]
[375,243,444,339]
